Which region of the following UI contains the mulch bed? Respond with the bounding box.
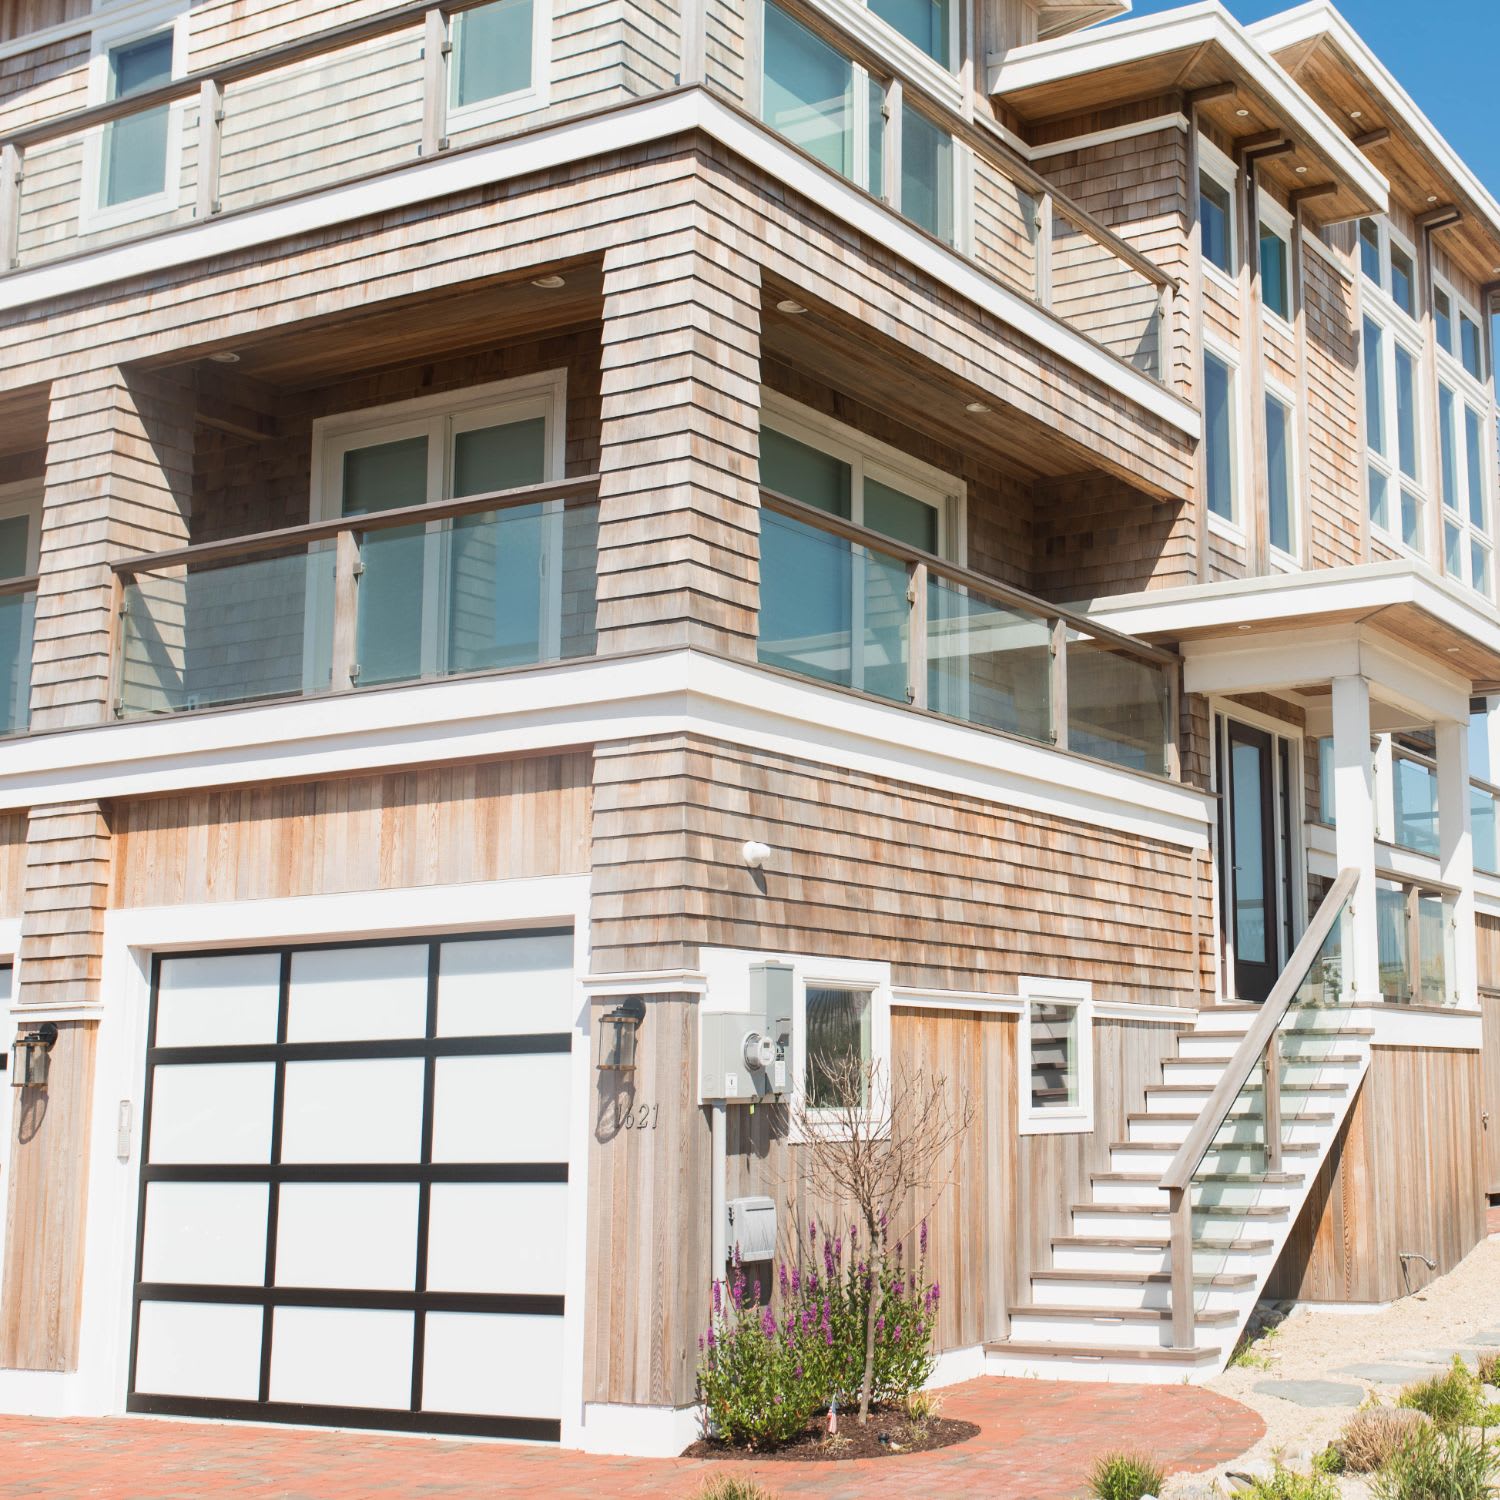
[682,1409,980,1463]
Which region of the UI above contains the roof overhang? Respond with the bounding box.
[1251,2,1500,283]
[990,1,1388,226]
[1080,561,1500,705]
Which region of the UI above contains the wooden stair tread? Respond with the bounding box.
[985,1340,1220,1364]
[1146,1081,1348,1095]
[1090,1170,1305,1186]
[1051,1235,1275,1252]
[1109,1139,1318,1154]
[1072,1201,1288,1218]
[1031,1269,1257,1288]
[1190,1028,1373,1040]
[1127,1110,1336,1124]
[1008,1303,1238,1326]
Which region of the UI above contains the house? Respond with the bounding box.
[0,0,1496,1457]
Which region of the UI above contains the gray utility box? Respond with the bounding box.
[726,1195,777,1264]
[700,962,794,1102]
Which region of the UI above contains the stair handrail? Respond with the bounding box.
[1159,865,1361,1349]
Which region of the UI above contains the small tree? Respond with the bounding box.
[789,1051,972,1425]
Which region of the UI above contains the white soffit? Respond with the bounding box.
[991,0,1389,213]
[1250,1,1500,248]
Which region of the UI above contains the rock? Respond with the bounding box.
[1254,1378,1365,1408]
[1224,1462,1274,1493]
[1338,1362,1440,1384]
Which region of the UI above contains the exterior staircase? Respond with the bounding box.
[983,998,1372,1383]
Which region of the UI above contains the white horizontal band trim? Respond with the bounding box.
[990,1,1389,214]
[1093,998,1197,1024]
[1031,113,1189,160]
[891,990,1195,1023]
[580,970,709,997]
[0,89,1196,436]
[0,651,1214,846]
[8,1004,104,1022]
[1369,1007,1482,1050]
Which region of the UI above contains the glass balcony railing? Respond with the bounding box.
[113,483,599,718]
[0,584,35,736]
[758,491,1177,778]
[1376,876,1455,1006]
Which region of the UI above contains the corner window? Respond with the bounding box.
[449,0,538,117]
[1265,390,1296,557]
[100,30,173,210]
[1018,980,1093,1135]
[804,986,872,1107]
[1200,170,1234,277]
[1204,348,1237,524]
[1259,219,1290,321]
[1359,217,1381,283]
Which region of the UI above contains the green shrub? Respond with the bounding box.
[1476,1350,1500,1387]
[1311,1446,1345,1475]
[1373,1426,1499,1500]
[1336,1407,1433,1472]
[1086,1450,1166,1500]
[1398,1358,1489,1430]
[693,1479,781,1500]
[1234,1464,1340,1500]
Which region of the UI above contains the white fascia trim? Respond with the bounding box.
[0,90,1197,436]
[990,1,1388,214]
[892,988,1192,1023]
[1092,997,1196,1024]
[1369,1006,1482,1050]
[1250,3,1500,247]
[1085,560,1500,665]
[578,1401,702,1457]
[580,969,709,997]
[0,653,1212,845]
[1029,112,1188,161]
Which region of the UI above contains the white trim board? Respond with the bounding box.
[0,88,1198,437]
[892,988,1194,1025]
[0,650,1214,847]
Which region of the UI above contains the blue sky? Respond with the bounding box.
[1107,2,1500,196]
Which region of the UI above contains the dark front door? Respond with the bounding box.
[1222,720,1280,1002]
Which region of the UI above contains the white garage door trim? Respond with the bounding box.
[127,928,575,1442]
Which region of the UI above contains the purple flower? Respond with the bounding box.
[779,1263,789,1299]
[761,1305,777,1337]
[834,1236,844,1263]
[706,1325,717,1349]
[712,1279,722,1315]
[893,1280,905,1298]
[850,1224,859,1250]
[893,1324,903,1343]
[823,1239,835,1276]
[876,1316,886,1334]
[809,1218,818,1244]
[919,1220,928,1257]
[802,1307,814,1333]
[794,1366,803,1380]
[732,1272,745,1310]
[773,1393,783,1405]
[790,1266,801,1294]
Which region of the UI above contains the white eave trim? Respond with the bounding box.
[1083,559,1500,664]
[0,650,1213,846]
[1250,1,1500,249]
[0,89,1197,437]
[989,0,1388,214]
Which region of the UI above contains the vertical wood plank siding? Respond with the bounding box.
[591,733,1210,1002]
[1266,1047,1488,1303]
[0,813,27,917]
[34,367,195,731]
[594,222,763,656]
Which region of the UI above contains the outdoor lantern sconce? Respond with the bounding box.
[597,997,646,1074]
[12,1023,58,1089]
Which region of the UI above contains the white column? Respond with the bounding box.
[1435,716,1478,1009]
[1332,675,1379,1002]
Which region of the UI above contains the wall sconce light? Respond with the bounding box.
[597,998,646,1074]
[12,1023,57,1089]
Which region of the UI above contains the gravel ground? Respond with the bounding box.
[1162,1220,1500,1495]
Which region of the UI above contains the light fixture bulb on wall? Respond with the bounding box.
[742,840,772,869]
[12,1023,57,1089]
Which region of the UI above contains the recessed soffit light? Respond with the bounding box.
[776,299,807,315]
[965,401,990,414]
[208,351,240,364]
[531,274,566,289]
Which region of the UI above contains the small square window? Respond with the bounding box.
[1019,984,1093,1135]
[1029,1003,1078,1111]
[804,986,871,1109]
[450,0,535,110]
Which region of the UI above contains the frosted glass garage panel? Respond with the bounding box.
[134,1300,263,1399]
[275,1183,419,1290]
[155,953,281,1048]
[141,1182,269,1286]
[286,944,427,1043]
[426,1182,568,1295]
[436,934,574,1036]
[430,1053,571,1162]
[421,1312,564,1419]
[268,1306,414,1410]
[279,1058,424,1163]
[149,1063,275,1164]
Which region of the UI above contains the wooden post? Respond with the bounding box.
[679,0,707,86]
[329,528,363,691]
[1036,191,1054,308]
[1049,617,1068,750]
[883,79,902,208]
[421,8,450,156]
[195,79,223,219]
[0,141,22,272]
[1262,1034,1282,1172]
[1154,279,1175,387]
[1166,662,1182,782]
[1168,1185,1194,1350]
[906,560,928,710]
[1405,881,1422,1004]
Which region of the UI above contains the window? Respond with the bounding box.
[759,6,961,243]
[1435,288,1454,354]
[1259,218,1290,321]
[1265,390,1296,557]
[1018,980,1093,1135]
[1204,349,1237,524]
[1316,736,1336,825]
[448,0,543,124]
[96,28,175,215]
[869,0,950,65]
[1436,380,1492,594]
[901,103,954,245]
[311,373,567,687]
[1359,217,1381,283]
[804,986,872,1107]
[1364,311,1428,552]
[1461,314,1484,380]
[1389,243,1415,317]
[1200,170,1234,277]
[1392,740,1438,855]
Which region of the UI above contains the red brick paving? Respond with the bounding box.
[0,1378,1262,1499]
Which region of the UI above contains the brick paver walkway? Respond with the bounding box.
[0,1377,1262,1499]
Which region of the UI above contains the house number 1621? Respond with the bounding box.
[617,1102,659,1131]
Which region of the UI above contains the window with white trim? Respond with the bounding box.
[1258,201,1292,324]
[1018,979,1093,1135]
[0,486,41,580]
[310,373,567,686]
[447,0,549,130]
[804,985,873,1107]
[1204,344,1239,528]
[1434,275,1494,598]
[1198,145,1236,280]
[758,3,964,247]
[1363,305,1427,554]
[1265,385,1298,561]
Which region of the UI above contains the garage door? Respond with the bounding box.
[128,929,575,1441]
